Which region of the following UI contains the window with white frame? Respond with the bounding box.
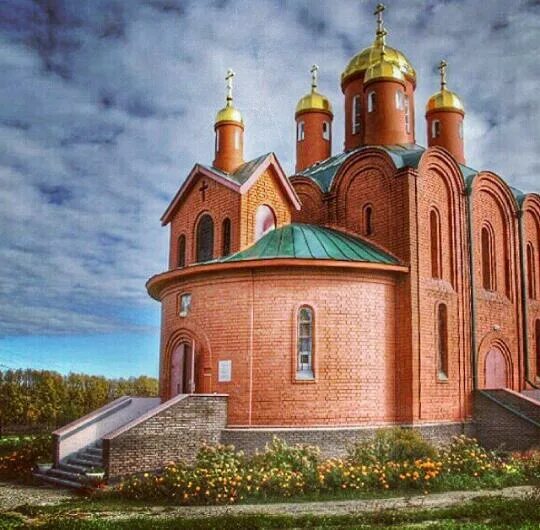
[234,129,240,149]
[179,293,192,317]
[459,121,464,139]
[395,90,405,110]
[322,121,330,140]
[404,95,410,133]
[215,129,220,152]
[297,121,305,141]
[352,94,361,135]
[432,119,441,138]
[367,91,376,113]
[297,306,314,379]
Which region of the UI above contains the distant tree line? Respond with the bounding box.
[0,369,159,434]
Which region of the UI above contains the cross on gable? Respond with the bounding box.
[199,181,209,201]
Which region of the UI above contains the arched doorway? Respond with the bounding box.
[170,341,196,397]
[484,348,507,389]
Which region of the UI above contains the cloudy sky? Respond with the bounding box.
[1,0,538,378]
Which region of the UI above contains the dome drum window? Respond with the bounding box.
[352,94,362,135]
[322,121,330,140]
[297,121,305,142]
[367,91,376,113]
[297,306,314,379]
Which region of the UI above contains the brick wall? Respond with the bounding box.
[473,391,540,450]
[103,394,227,480]
[221,422,473,458]
[159,267,400,426]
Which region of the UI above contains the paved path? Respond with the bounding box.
[0,481,75,511]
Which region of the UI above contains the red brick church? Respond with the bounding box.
[42,4,539,487]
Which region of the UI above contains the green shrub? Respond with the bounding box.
[348,428,437,465]
[0,435,52,479]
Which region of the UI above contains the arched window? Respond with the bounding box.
[234,129,241,149]
[527,243,537,299]
[352,94,361,134]
[432,120,441,138]
[395,90,405,110]
[297,306,314,379]
[177,235,186,268]
[196,214,214,262]
[536,319,540,378]
[437,304,449,378]
[222,218,231,257]
[367,91,376,113]
[459,121,464,139]
[322,121,330,140]
[430,209,442,279]
[297,121,305,141]
[363,204,373,236]
[215,129,220,152]
[404,95,410,133]
[254,204,276,241]
[481,226,495,291]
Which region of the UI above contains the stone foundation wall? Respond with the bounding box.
[221,422,474,458]
[103,394,227,480]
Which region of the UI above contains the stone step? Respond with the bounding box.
[48,468,85,482]
[58,462,88,474]
[77,452,103,465]
[85,447,103,457]
[33,472,84,490]
[69,456,99,468]
[94,439,103,448]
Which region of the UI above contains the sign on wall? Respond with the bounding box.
[218,360,232,382]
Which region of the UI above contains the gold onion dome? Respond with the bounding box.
[426,60,464,112]
[364,44,406,84]
[341,4,416,86]
[296,65,333,115]
[215,68,244,125]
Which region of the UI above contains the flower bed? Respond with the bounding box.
[0,435,52,480]
[115,430,540,505]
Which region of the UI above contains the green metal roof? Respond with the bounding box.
[297,144,479,193]
[202,153,271,185]
[210,223,399,265]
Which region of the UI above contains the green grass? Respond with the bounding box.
[2,493,539,529]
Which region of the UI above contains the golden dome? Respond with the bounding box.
[426,89,464,112]
[215,103,244,125]
[342,43,415,86]
[364,51,406,84]
[296,65,333,116]
[295,91,333,115]
[426,61,464,113]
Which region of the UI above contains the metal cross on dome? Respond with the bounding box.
[225,68,235,105]
[439,60,448,90]
[310,64,319,92]
[374,3,385,32]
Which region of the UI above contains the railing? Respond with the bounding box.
[53,396,161,463]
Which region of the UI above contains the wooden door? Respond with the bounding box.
[484,348,507,389]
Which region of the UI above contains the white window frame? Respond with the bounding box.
[297,121,305,141]
[459,121,464,139]
[296,306,314,379]
[367,91,376,113]
[352,94,361,135]
[432,119,441,138]
[234,129,240,149]
[215,129,220,152]
[322,121,330,140]
[404,95,410,133]
[395,90,405,110]
[179,293,192,317]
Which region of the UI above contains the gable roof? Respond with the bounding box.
[209,223,399,265]
[294,144,479,193]
[161,152,301,225]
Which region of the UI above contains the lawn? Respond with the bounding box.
[1,492,539,529]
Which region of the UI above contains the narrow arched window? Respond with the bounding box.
[297,121,305,141]
[297,306,314,379]
[432,120,441,138]
[437,304,449,378]
[363,204,373,236]
[430,209,442,279]
[196,214,214,262]
[536,320,540,378]
[352,94,361,134]
[367,91,376,113]
[527,243,537,299]
[222,218,231,257]
[322,121,330,140]
[404,95,410,133]
[215,129,220,152]
[254,204,276,241]
[177,235,186,268]
[481,226,495,291]
[395,90,405,110]
[459,121,464,139]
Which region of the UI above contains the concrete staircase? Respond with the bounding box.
[34,440,104,489]
[474,389,540,450]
